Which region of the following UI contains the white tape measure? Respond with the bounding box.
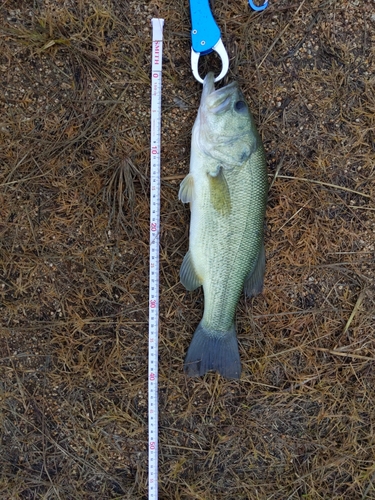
[149,18,164,500]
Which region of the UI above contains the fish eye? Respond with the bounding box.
[234,100,246,112]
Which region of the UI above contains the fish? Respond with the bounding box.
[178,72,268,379]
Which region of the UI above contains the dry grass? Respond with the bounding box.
[0,0,374,498]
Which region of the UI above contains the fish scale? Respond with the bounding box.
[179,72,268,379]
[198,147,267,332]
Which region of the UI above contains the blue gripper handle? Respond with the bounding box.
[189,0,221,55]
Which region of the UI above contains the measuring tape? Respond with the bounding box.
[149,18,164,500]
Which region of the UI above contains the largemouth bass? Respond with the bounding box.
[179,72,268,379]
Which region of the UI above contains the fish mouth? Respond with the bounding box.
[201,72,239,114]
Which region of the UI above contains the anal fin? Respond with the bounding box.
[180,250,201,291]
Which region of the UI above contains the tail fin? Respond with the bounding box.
[184,321,241,379]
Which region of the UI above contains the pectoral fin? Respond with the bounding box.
[244,242,265,297]
[180,250,201,291]
[178,174,194,203]
[208,166,231,215]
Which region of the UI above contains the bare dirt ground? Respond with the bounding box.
[1,0,374,498]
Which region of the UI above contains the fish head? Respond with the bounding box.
[193,72,261,168]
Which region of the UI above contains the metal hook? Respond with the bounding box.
[248,0,268,12]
